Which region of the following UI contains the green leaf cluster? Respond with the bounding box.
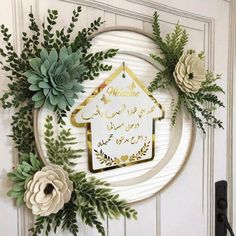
[29,216,53,236]
[10,103,35,154]
[0,6,117,155]
[44,115,83,171]
[149,12,224,133]
[30,192,79,236]
[29,117,137,236]
[7,153,43,207]
[1,7,136,236]
[72,173,138,226]
[149,12,188,92]
[180,72,224,133]
[30,173,137,236]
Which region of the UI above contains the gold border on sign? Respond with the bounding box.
[70,64,165,173]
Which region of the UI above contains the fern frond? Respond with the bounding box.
[171,95,182,126]
[44,116,83,171]
[148,70,170,92]
[150,12,189,92]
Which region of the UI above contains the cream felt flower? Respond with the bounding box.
[24,165,73,216]
[173,50,207,93]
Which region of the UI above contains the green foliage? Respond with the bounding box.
[30,193,79,236]
[54,192,79,236]
[82,49,119,81]
[72,172,137,236]
[30,120,138,236]
[149,12,224,133]
[0,7,117,123]
[171,95,182,126]
[7,153,43,207]
[149,12,188,92]
[71,16,104,53]
[10,102,35,154]
[30,117,138,236]
[1,7,136,236]
[0,23,33,109]
[0,7,117,154]
[42,9,59,52]
[182,72,224,133]
[21,11,41,59]
[44,115,83,171]
[29,216,52,236]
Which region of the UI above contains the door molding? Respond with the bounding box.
[228,0,236,229]
[13,0,231,235]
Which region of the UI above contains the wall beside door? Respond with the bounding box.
[0,0,235,236]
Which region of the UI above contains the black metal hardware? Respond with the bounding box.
[215,180,235,236]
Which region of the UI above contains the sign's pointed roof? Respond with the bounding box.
[71,63,165,126]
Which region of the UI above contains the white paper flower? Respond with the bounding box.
[24,165,73,216]
[173,50,207,93]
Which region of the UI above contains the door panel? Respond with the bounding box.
[0,0,234,236]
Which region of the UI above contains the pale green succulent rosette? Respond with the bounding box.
[25,46,86,110]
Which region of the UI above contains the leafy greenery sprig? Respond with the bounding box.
[29,116,137,236]
[149,12,224,133]
[44,115,84,171]
[72,172,137,234]
[31,175,137,236]
[7,153,43,207]
[149,12,188,91]
[0,6,117,124]
[1,7,137,236]
[10,103,35,154]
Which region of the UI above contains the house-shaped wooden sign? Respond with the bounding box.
[71,63,165,173]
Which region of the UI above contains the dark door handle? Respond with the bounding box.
[218,214,235,236]
[215,181,235,236]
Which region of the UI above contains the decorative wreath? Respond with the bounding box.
[149,13,224,133]
[0,7,223,236]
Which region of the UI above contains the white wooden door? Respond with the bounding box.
[0,0,235,236]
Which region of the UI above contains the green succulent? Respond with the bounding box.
[25,46,87,110]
